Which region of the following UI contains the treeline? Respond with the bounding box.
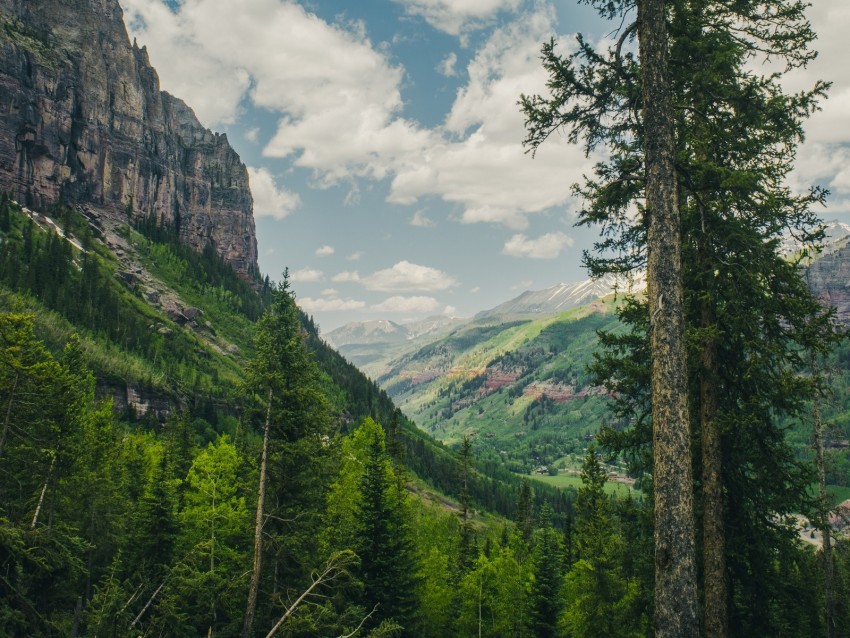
[0,197,244,399]
[3,303,848,636]
[133,210,273,321]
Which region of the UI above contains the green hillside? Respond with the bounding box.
[378,304,622,472]
[2,197,850,637]
[377,286,850,490]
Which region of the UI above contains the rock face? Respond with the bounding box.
[0,0,258,275]
[805,238,850,325]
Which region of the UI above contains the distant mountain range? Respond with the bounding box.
[474,272,646,321]
[325,272,645,359]
[324,315,464,349]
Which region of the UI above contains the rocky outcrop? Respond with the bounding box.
[805,238,850,325]
[0,0,258,274]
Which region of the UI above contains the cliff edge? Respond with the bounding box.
[0,0,258,275]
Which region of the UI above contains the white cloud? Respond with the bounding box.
[122,0,848,237]
[443,304,458,315]
[437,52,458,77]
[781,0,850,145]
[290,267,324,283]
[121,0,250,126]
[347,252,363,261]
[512,279,533,290]
[787,143,850,218]
[388,6,590,228]
[332,271,362,283]
[322,288,339,295]
[470,286,481,293]
[247,166,301,219]
[316,245,335,256]
[391,0,522,36]
[502,231,573,259]
[362,261,458,292]
[411,210,436,227]
[245,127,260,143]
[299,296,366,312]
[122,0,432,185]
[372,296,442,313]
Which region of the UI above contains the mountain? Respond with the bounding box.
[367,301,620,473]
[325,315,466,374]
[325,315,465,349]
[0,0,257,274]
[325,319,411,348]
[804,236,850,324]
[475,272,646,321]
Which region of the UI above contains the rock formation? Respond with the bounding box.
[0,0,258,275]
[805,238,850,325]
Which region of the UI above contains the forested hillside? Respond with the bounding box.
[0,197,587,636]
[3,0,850,633]
[3,193,850,637]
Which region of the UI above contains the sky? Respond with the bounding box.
[119,0,850,334]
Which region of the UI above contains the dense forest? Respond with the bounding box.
[3,0,850,633]
[2,188,850,637]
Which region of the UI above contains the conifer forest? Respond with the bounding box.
[2,0,850,636]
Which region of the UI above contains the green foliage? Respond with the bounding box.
[0,201,245,405]
[356,419,418,632]
[561,449,649,637]
[454,545,529,637]
[523,0,843,633]
[172,435,250,635]
[527,504,566,638]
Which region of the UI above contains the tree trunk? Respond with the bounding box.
[638,1,699,636]
[31,454,56,529]
[242,387,273,638]
[0,372,18,459]
[700,303,727,638]
[811,359,836,638]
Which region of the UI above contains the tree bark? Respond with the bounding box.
[31,454,56,529]
[811,359,836,638]
[638,1,699,636]
[242,387,273,638]
[0,372,18,460]
[700,303,726,638]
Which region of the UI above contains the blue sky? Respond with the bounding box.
[121,0,850,333]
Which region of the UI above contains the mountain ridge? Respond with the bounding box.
[0,0,258,274]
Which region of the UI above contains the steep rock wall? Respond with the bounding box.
[805,239,850,325]
[0,0,258,274]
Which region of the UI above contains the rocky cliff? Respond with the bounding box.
[0,0,258,274]
[805,238,850,325]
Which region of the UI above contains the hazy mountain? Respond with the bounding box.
[780,219,850,256]
[475,272,646,321]
[324,315,464,349]
[324,319,410,348]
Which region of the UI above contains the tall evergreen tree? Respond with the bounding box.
[241,272,333,637]
[562,448,644,638]
[522,0,837,634]
[356,418,418,634]
[527,503,565,638]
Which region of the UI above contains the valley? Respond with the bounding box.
[2,0,850,636]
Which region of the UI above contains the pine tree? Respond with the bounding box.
[515,477,534,544]
[522,1,837,634]
[241,272,333,637]
[562,448,643,638]
[527,503,565,638]
[356,418,418,633]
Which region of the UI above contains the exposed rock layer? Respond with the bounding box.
[805,238,850,325]
[0,0,258,274]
